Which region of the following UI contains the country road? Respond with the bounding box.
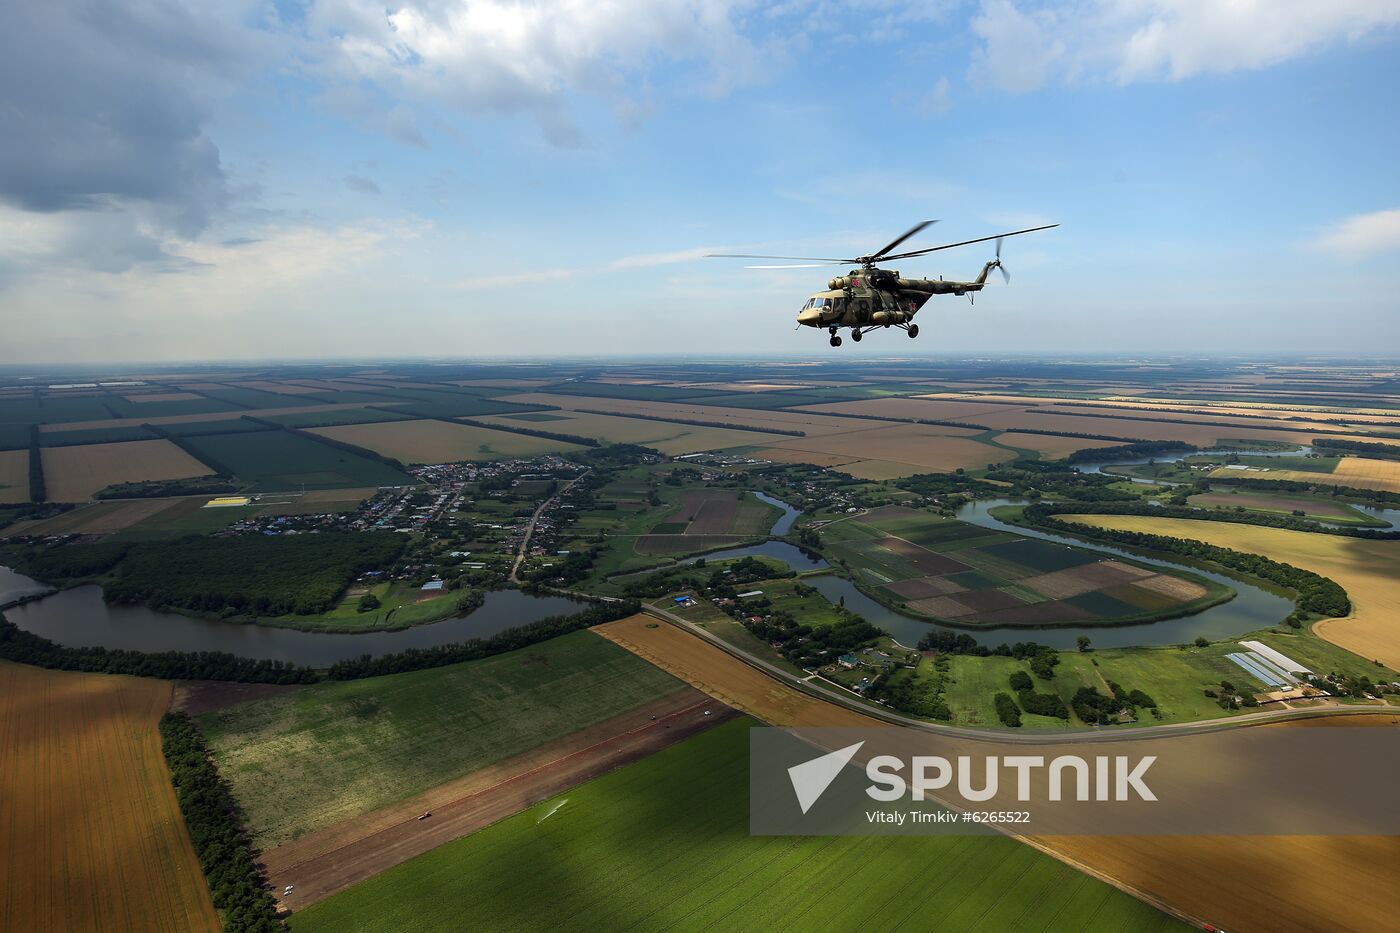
[509,468,591,584]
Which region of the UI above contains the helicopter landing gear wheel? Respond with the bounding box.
[851,329,862,342]
[829,335,842,347]
[828,325,838,336]
[907,324,919,338]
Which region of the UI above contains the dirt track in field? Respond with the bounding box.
[267,686,736,911]
[595,614,1400,933]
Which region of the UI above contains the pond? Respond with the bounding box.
[0,575,585,667]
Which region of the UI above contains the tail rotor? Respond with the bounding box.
[992,236,1010,284]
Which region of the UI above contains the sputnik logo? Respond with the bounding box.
[787,741,864,814]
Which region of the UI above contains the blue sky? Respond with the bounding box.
[3,1,1399,363]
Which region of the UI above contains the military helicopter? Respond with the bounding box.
[708,221,1058,346]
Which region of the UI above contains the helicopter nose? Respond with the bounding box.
[797,309,822,327]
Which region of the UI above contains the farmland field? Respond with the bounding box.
[181,429,415,490]
[202,631,684,846]
[41,439,214,501]
[480,409,791,453]
[598,616,1400,933]
[1186,489,1382,524]
[311,419,585,463]
[0,662,218,933]
[287,717,1183,933]
[820,506,1220,626]
[632,489,778,555]
[0,449,27,503]
[498,392,903,436]
[1064,515,1400,668]
[761,423,1005,475]
[3,497,188,536]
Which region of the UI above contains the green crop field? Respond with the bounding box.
[260,407,412,428]
[180,429,414,490]
[288,719,1184,933]
[40,425,160,446]
[202,631,685,846]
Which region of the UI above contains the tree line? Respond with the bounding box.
[27,424,45,502]
[1034,499,1400,540]
[159,712,284,931]
[1312,437,1400,460]
[453,415,601,447]
[145,422,238,476]
[240,416,410,472]
[0,617,318,683]
[1022,504,1351,616]
[325,600,640,679]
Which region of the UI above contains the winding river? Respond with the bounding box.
[0,568,583,666]
[0,478,1299,664]
[678,493,1294,650]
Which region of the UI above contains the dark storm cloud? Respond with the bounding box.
[0,2,266,238]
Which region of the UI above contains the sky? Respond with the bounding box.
[2,0,1399,364]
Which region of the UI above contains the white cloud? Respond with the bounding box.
[305,0,769,145]
[1310,208,1400,258]
[969,0,1400,91]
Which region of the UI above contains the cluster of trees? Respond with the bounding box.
[916,629,1060,671]
[101,533,406,617]
[1312,438,1400,459]
[573,408,805,437]
[97,478,241,500]
[159,712,284,931]
[1209,474,1400,506]
[0,618,318,683]
[325,600,639,679]
[994,692,1021,727]
[1023,505,1352,616]
[454,416,600,447]
[1065,440,1194,463]
[1007,669,1069,718]
[1033,499,1400,540]
[983,462,1140,503]
[3,539,130,578]
[621,556,788,600]
[871,657,952,720]
[1071,682,1156,725]
[27,424,45,502]
[744,611,882,669]
[0,501,70,533]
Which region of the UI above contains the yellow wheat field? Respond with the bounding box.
[0,449,27,504]
[41,440,213,501]
[1065,515,1400,669]
[311,419,586,463]
[478,411,789,455]
[0,662,219,933]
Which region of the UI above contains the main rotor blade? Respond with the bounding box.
[744,263,839,269]
[880,223,1059,262]
[868,220,938,260]
[706,253,854,262]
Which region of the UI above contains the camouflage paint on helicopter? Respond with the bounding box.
[710,221,1057,347]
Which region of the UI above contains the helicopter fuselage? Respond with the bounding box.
[795,262,999,331]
